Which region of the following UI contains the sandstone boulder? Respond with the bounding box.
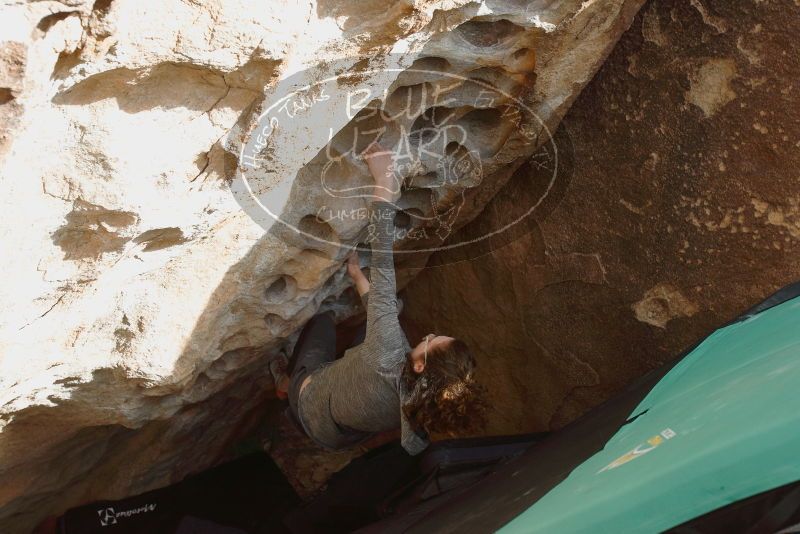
[0,0,643,530]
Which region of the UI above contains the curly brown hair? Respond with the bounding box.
[401,338,488,438]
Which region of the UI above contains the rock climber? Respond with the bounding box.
[269,140,486,455]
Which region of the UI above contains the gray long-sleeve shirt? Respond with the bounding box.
[296,201,430,456]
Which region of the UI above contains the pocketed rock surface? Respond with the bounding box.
[0,0,643,530]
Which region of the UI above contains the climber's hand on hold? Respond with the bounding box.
[361,140,401,204]
[346,251,362,278]
[346,250,370,297]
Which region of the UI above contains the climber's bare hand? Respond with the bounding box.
[346,251,370,296]
[346,252,362,278]
[361,140,400,203]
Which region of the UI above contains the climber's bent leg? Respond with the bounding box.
[287,311,336,429]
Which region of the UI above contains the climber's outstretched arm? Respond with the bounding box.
[358,142,406,367]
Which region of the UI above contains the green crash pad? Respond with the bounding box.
[501,296,800,533]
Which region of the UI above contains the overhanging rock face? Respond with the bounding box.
[402,0,800,440]
[0,0,643,530]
